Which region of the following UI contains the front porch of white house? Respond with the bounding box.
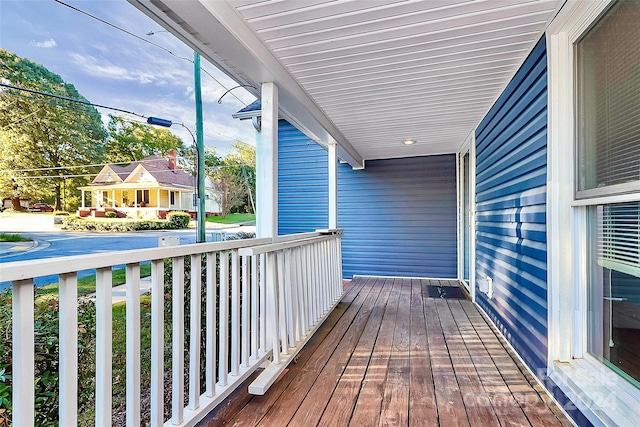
[79,185,196,218]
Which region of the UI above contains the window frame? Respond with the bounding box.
[457,132,476,301]
[547,0,640,424]
[136,189,150,205]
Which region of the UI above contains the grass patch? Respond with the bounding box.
[0,233,32,242]
[36,263,152,299]
[206,213,255,224]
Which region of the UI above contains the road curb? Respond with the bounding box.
[0,239,49,258]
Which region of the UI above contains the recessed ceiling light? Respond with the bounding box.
[403,139,416,145]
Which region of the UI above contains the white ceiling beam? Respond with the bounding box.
[128,0,364,169]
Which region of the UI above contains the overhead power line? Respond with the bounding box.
[0,158,174,173]
[53,0,249,106]
[2,87,252,146]
[0,82,147,118]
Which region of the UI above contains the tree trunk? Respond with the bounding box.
[55,182,62,211]
[11,197,21,210]
[221,177,229,218]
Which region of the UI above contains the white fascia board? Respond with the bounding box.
[128,0,364,169]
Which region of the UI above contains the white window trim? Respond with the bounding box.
[547,1,640,425]
[457,132,476,301]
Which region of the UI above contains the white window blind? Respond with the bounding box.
[577,0,640,195]
[597,203,640,278]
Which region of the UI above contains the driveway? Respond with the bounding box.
[0,212,58,232]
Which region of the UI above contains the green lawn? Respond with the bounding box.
[0,233,32,242]
[206,213,255,224]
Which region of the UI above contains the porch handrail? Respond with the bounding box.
[0,238,273,282]
[5,230,343,427]
[239,229,344,394]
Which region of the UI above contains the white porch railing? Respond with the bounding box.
[0,230,343,427]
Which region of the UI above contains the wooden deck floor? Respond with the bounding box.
[198,277,572,427]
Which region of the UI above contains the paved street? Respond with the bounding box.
[0,212,255,288]
[0,229,199,262]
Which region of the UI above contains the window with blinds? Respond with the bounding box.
[580,0,640,388]
[576,0,640,197]
[597,203,640,278]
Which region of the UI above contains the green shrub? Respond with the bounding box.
[0,293,96,426]
[105,212,117,218]
[166,211,191,229]
[226,231,256,240]
[52,211,69,216]
[61,217,175,232]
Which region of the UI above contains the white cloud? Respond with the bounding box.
[68,53,190,85]
[30,38,57,48]
[116,96,257,154]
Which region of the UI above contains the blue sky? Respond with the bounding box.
[0,0,258,154]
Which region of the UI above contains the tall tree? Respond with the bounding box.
[205,143,255,217]
[104,115,185,163]
[0,49,107,210]
[224,142,255,214]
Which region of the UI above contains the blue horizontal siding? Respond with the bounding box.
[277,122,457,279]
[475,36,548,377]
[338,155,457,279]
[278,120,329,234]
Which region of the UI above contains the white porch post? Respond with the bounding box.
[81,190,85,208]
[257,82,278,238]
[111,190,115,208]
[328,141,338,229]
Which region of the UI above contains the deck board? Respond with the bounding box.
[318,279,391,426]
[199,277,571,427]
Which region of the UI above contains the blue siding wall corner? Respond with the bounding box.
[277,121,457,279]
[338,156,457,279]
[278,120,329,234]
[475,35,548,377]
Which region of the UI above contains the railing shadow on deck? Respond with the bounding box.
[0,229,343,426]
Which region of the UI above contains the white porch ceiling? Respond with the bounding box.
[129,0,564,168]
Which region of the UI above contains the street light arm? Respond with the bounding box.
[146,115,204,242]
[217,84,257,104]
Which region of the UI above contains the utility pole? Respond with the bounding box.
[146,31,206,242]
[194,52,206,243]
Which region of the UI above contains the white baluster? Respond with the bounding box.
[205,252,217,398]
[283,249,294,348]
[260,253,267,354]
[241,254,250,367]
[219,251,229,386]
[171,257,184,425]
[296,246,308,336]
[59,272,78,426]
[231,249,240,376]
[126,263,141,427]
[95,267,112,427]
[266,251,280,363]
[189,254,201,410]
[251,255,259,360]
[277,250,288,355]
[291,247,301,344]
[150,259,165,427]
[12,279,34,427]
